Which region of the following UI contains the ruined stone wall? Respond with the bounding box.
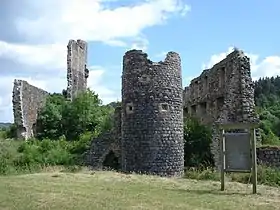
[183,49,259,169]
[121,50,184,177]
[257,146,280,168]
[85,107,122,169]
[12,79,49,140]
[67,39,89,100]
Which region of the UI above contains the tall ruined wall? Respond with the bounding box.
[12,79,49,140]
[183,49,259,169]
[121,50,184,177]
[67,39,89,100]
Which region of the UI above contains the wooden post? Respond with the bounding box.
[251,128,257,194]
[220,129,225,191]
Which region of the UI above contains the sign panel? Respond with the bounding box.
[224,132,252,172]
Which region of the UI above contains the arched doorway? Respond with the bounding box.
[102,150,120,171]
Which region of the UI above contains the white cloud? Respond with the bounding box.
[0,0,189,122]
[15,0,190,45]
[201,47,280,81]
[0,41,65,70]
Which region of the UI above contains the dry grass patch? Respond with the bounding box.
[0,170,280,210]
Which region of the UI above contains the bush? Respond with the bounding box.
[183,117,214,168]
[3,124,17,139]
[0,131,97,175]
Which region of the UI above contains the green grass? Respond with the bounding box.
[0,169,280,210]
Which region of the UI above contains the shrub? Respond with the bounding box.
[183,117,214,168]
[0,131,97,175]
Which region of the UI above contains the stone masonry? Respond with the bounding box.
[85,106,122,169]
[257,146,280,168]
[67,39,89,100]
[12,79,49,140]
[183,48,259,169]
[121,50,184,177]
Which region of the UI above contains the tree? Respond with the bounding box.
[183,117,214,168]
[61,89,103,140]
[36,93,66,140]
[35,89,114,141]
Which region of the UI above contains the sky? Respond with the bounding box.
[0,0,280,122]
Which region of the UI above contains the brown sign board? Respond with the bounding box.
[224,132,252,172]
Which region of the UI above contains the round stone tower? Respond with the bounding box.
[121,49,184,177]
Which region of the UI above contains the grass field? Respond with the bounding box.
[0,169,280,210]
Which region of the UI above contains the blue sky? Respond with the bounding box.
[0,0,279,122]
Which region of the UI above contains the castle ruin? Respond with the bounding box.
[12,80,49,139]
[12,39,89,139]
[86,50,185,177]
[183,49,259,169]
[11,40,260,175]
[67,39,89,100]
[86,48,259,175]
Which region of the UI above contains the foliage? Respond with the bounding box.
[36,89,114,141]
[254,76,280,145]
[0,131,96,175]
[36,93,66,140]
[183,117,214,168]
[3,123,17,139]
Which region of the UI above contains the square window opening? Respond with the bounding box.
[126,103,134,114]
[159,103,169,112]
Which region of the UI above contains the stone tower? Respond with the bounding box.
[66,39,89,100]
[121,49,184,177]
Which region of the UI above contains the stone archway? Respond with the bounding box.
[85,131,121,170]
[102,150,120,171]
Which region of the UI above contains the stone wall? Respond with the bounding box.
[85,107,122,169]
[67,39,89,100]
[257,146,280,168]
[121,50,184,177]
[12,79,49,140]
[183,49,259,169]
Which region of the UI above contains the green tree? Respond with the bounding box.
[35,89,114,141]
[183,117,214,168]
[36,93,66,140]
[62,89,102,140]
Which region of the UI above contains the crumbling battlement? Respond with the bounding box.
[12,79,49,140]
[67,39,89,100]
[183,48,259,169]
[121,49,184,177]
